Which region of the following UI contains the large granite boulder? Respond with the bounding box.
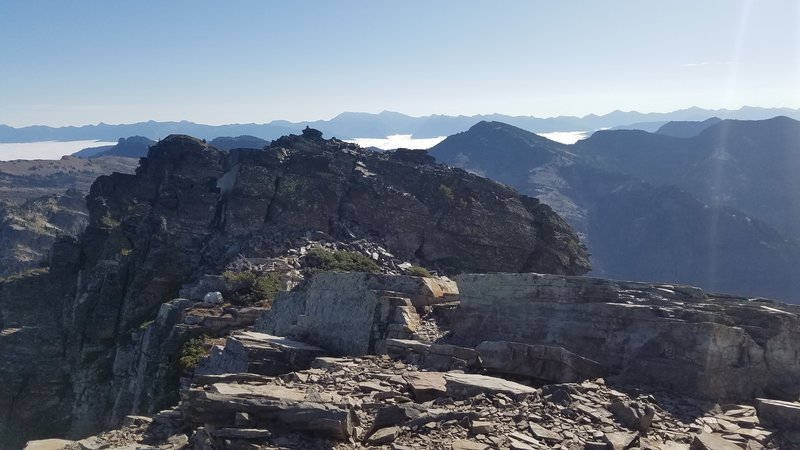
[450,273,800,401]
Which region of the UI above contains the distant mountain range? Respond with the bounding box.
[73,136,156,158]
[429,117,800,302]
[2,106,800,143]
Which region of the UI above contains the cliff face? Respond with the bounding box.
[0,131,588,447]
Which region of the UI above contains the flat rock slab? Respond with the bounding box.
[310,356,360,370]
[23,440,77,450]
[529,422,562,443]
[209,383,307,402]
[476,340,604,383]
[403,371,448,402]
[604,431,638,450]
[234,331,326,352]
[181,383,354,440]
[365,426,400,445]
[690,433,742,450]
[452,439,490,450]
[641,438,690,450]
[755,398,800,429]
[444,372,537,399]
[215,428,272,439]
[424,343,479,371]
[197,331,326,376]
[386,338,430,354]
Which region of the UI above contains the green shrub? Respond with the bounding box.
[222,270,282,306]
[408,265,433,278]
[177,335,209,374]
[438,184,455,201]
[303,247,381,274]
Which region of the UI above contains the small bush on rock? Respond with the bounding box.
[303,247,381,274]
[222,270,282,307]
[408,265,433,277]
[177,335,209,374]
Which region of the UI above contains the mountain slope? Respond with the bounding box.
[430,121,800,302]
[0,190,88,277]
[576,116,800,240]
[0,155,138,203]
[208,135,268,151]
[655,117,722,138]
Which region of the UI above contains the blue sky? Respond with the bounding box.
[1,0,798,126]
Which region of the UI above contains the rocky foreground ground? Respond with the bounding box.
[24,273,800,450]
[25,338,799,450]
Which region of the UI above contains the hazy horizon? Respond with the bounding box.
[1,104,798,129]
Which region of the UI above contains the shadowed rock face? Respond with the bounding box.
[0,132,588,447]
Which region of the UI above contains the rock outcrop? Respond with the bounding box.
[256,272,457,355]
[18,270,800,449]
[0,131,588,448]
[449,273,800,401]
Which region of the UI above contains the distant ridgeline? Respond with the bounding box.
[430,116,800,303]
[3,106,800,142]
[73,136,155,158]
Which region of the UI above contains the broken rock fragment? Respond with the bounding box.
[690,432,742,450]
[754,398,800,429]
[607,400,656,432]
[403,371,448,402]
[444,372,537,399]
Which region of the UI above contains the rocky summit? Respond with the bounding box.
[0,129,588,448]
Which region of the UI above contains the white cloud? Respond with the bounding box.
[0,140,117,161]
[536,131,588,145]
[347,134,446,150]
